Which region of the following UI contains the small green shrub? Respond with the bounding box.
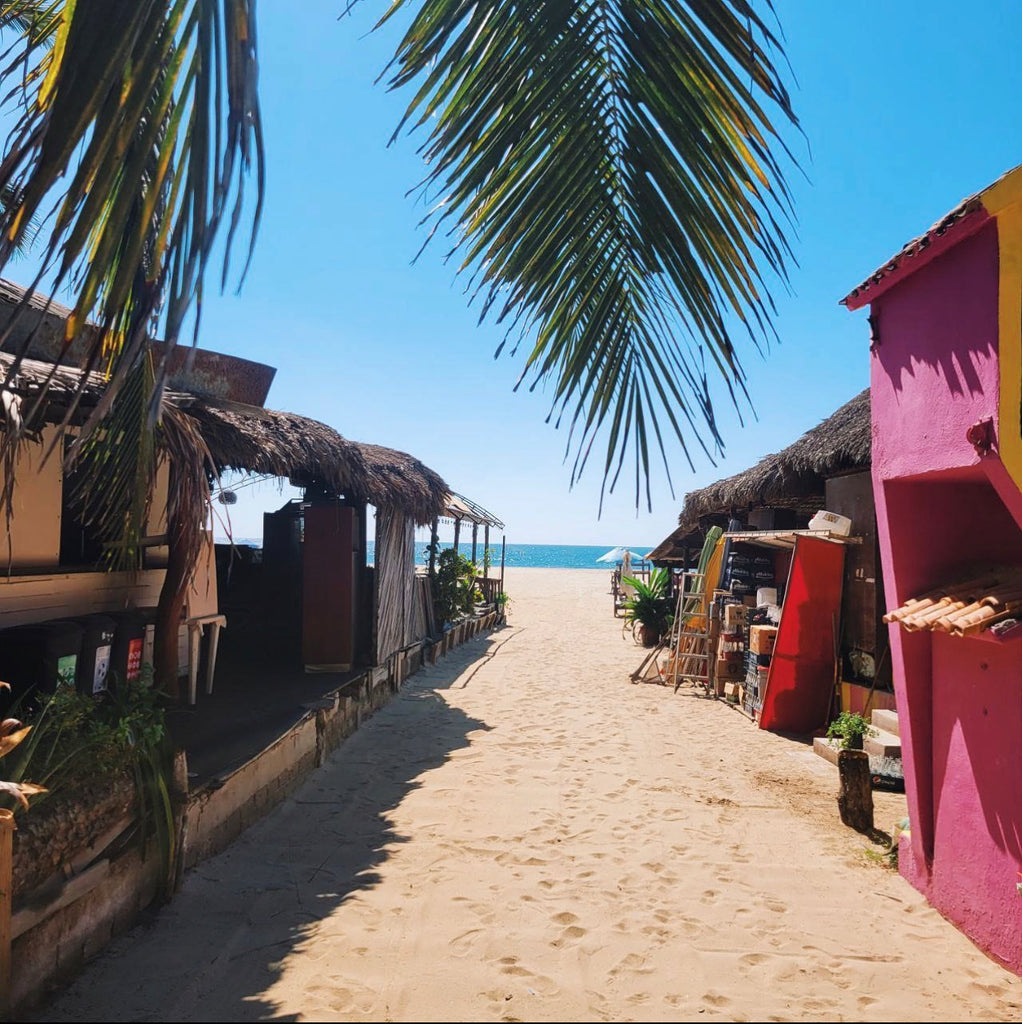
[826,711,875,750]
[435,549,479,625]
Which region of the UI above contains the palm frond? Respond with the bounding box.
[0,1,263,416]
[381,0,799,507]
[65,351,158,573]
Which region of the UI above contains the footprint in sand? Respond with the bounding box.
[449,928,484,957]
[703,991,730,1008]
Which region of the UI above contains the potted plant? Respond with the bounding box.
[826,711,875,751]
[623,568,672,647]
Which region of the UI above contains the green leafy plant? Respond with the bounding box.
[1,668,176,886]
[827,712,876,751]
[623,568,673,640]
[0,683,46,810]
[435,548,479,625]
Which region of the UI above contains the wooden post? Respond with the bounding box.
[471,523,478,566]
[428,517,438,577]
[483,524,490,578]
[453,518,461,554]
[155,466,191,700]
[0,808,14,1019]
[499,534,506,594]
[837,749,874,833]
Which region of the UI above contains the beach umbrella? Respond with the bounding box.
[597,546,631,563]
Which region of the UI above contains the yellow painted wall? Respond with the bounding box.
[0,426,62,570]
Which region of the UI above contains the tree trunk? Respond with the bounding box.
[837,749,874,833]
[154,469,191,699]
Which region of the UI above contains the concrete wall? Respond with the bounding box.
[10,612,496,1015]
[866,206,1022,971]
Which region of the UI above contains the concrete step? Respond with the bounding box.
[813,735,843,766]
[871,708,899,737]
[864,726,901,758]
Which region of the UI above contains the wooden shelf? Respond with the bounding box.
[723,529,862,550]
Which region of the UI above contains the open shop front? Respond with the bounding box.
[706,526,857,733]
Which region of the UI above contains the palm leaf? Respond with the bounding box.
[0,1,263,421]
[380,0,799,506]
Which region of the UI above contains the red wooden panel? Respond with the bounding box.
[759,535,846,734]
[302,504,354,670]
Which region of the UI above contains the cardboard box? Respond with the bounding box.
[723,603,748,629]
[715,656,744,681]
[749,625,778,655]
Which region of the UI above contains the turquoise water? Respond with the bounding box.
[230,539,654,569]
[437,543,654,569]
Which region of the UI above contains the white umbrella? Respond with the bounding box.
[596,546,639,563]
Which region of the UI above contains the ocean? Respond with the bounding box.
[227,539,654,570]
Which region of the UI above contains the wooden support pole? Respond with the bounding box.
[471,523,478,566]
[0,808,13,1020]
[453,518,461,554]
[428,517,438,577]
[837,749,874,833]
[483,524,490,577]
[500,534,506,594]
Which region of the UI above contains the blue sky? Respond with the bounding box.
[12,1,1022,547]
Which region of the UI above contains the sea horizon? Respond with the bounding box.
[219,539,656,570]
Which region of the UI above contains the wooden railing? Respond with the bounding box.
[476,576,501,605]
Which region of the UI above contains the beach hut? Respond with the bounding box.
[842,165,1022,972]
[0,277,453,696]
[649,391,888,718]
[190,402,449,671]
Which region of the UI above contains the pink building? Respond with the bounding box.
[843,166,1022,970]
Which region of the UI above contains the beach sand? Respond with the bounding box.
[39,567,1022,1022]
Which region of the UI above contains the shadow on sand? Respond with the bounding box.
[38,631,503,1023]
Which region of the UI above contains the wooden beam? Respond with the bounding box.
[453,519,461,554]
[471,523,478,566]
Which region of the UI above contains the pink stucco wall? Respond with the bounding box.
[869,217,1022,970]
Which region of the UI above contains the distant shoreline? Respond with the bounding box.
[217,539,654,572]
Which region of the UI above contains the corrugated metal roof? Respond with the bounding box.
[443,491,504,529]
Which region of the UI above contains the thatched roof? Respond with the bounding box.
[649,389,870,562]
[0,353,449,524]
[170,405,449,526]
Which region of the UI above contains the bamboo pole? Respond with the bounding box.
[0,808,14,1019]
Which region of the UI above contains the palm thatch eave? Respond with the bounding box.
[183,404,449,525]
[0,353,449,525]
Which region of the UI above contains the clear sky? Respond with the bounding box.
[11,1,1022,547]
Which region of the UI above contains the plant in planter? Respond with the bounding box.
[827,711,875,751]
[623,568,672,647]
[435,548,479,626]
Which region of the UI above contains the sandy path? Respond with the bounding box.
[39,568,1022,1022]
